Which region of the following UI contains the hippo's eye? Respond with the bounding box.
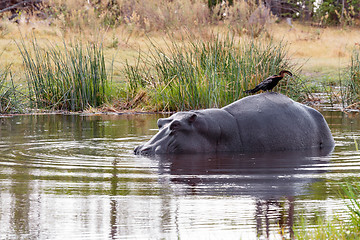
[169,121,181,131]
[188,113,197,124]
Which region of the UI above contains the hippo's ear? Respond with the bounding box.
[188,113,197,124]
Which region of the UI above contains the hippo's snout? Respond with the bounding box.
[134,145,154,155]
[134,145,141,155]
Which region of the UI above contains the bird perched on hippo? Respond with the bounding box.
[134,92,334,155]
[244,70,293,94]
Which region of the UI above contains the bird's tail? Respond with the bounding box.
[244,86,260,94]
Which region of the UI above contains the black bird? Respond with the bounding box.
[244,70,293,94]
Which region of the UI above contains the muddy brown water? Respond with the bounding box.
[0,111,359,239]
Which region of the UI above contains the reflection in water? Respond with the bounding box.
[10,162,32,239]
[0,112,359,239]
[155,148,332,239]
[157,149,332,197]
[110,159,118,240]
[0,114,162,239]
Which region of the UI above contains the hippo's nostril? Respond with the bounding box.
[134,145,142,155]
[134,144,154,155]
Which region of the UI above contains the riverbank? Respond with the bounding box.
[1,19,360,113]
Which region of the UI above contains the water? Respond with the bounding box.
[0,111,359,239]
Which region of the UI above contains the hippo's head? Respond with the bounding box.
[134,112,216,155]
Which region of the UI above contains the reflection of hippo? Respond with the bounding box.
[155,149,332,239]
[134,93,334,155]
[156,148,332,197]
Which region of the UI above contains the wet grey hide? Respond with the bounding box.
[134,93,334,155]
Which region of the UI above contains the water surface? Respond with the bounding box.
[0,111,359,239]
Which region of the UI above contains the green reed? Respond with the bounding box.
[0,66,23,113]
[342,182,360,230]
[346,49,360,106]
[314,49,360,108]
[124,34,304,111]
[18,38,108,111]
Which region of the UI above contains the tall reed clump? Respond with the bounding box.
[0,66,23,113]
[345,49,360,106]
[125,34,304,111]
[18,38,109,111]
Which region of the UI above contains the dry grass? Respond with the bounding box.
[1,0,359,76]
[1,18,359,81]
[42,0,211,33]
[269,23,360,75]
[1,22,359,79]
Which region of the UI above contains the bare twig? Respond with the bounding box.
[0,0,42,14]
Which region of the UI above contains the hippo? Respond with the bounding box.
[134,92,334,155]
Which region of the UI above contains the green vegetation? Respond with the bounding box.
[294,182,360,239]
[0,1,360,112]
[125,35,305,111]
[18,38,109,111]
[315,0,359,26]
[346,49,360,106]
[0,65,22,113]
[343,182,360,230]
[0,33,359,113]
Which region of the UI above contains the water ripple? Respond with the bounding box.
[0,113,360,240]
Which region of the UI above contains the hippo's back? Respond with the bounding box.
[222,93,334,151]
